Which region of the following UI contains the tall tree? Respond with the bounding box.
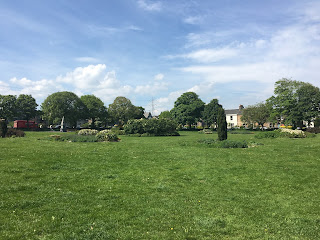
[217,105,227,141]
[80,95,107,128]
[202,98,220,128]
[0,95,17,121]
[16,94,38,127]
[41,91,86,127]
[171,92,204,127]
[159,110,172,120]
[267,78,320,128]
[108,97,141,125]
[241,102,271,129]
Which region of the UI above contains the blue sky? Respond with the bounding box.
[1,0,320,114]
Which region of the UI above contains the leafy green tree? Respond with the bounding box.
[159,110,172,120]
[267,78,320,128]
[41,91,86,127]
[171,92,204,127]
[202,98,220,128]
[241,102,271,129]
[0,95,17,121]
[217,106,227,141]
[108,97,142,125]
[80,95,107,128]
[16,94,38,127]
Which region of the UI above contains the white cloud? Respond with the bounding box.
[184,16,203,25]
[184,47,239,63]
[56,64,107,89]
[134,81,168,95]
[137,0,162,11]
[154,73,164,80]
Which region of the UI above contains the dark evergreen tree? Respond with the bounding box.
[217,106,227,141]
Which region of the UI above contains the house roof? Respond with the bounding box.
[225,109,243,115]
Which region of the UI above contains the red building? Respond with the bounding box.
[14,120,38,129]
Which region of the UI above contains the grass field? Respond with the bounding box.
[0,131,319,239]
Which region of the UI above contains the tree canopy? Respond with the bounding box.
[241,102,271,128]
[158,110,172,120]
[267,78,320,128]
[171,92,204,126]
[108,96,143,125]
[16,94,38,124]
[80,95,107,128]
[41,91,86,127]
[0,95,17,121]
[202,98,220,128]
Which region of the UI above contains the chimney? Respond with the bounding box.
[239,105,244,110]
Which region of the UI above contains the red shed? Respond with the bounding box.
[14,120,38,129]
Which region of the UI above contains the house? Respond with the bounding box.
[225,105,244,128]
[144,112,153,119]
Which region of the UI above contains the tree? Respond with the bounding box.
[171,92,204,127]
[241,102,271,129]
[41,91,86,127]
[108,97,141,125]
[217,105,227,141]
[202,98,220,128]
[0,95,17,121]
[16,94,38,127]
[267,78,320,128]
[133,106,145,119]
[80,95,107,128]
[159,110,172,120]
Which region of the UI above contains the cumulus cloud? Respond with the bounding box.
[134,81,168,95]
[137,0,162,11]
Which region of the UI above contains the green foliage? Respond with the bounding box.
[241,102,271,128]
[202,98,220,127]
[96,130,119,142]
[80,95,107,128]
[0,95,17,121]
[51,134,97,142]
[306,127,320,134]
[171,92,204,126]
[255,129,307,139]
[0,119,8,137]
[78,129,99,136]
[267,78,320,128]
[199,129,213,134]
[158,110,172,119]
[41,91,86,127]
[5,128,25,137]
[217,106,227,141]
[108,97,144,125]
[124,118,178,136]
[314,118,320,128]
[16,94,38,124]
[198,139,248,148]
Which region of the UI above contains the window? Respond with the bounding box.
[230,116,233,121]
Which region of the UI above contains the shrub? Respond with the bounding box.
[306,127,320,134]
[199,129,213,134]
[198,139,248,148]
[124,119,178,136]
[255,129,307,139]
[96,130,119,142]
[255,131,280,139]
[0,120,7,138]
[78,129,98,136]
[5,129,25,137]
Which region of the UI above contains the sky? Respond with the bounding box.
[0,0,320,115]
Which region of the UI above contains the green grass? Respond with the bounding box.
[0,131,319,239]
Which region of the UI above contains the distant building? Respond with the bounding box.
[225,105,244,128]
[144,112,153,119]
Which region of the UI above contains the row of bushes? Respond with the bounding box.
[198,139,248,148]
[124,119,179,136]
[255,129,316,139]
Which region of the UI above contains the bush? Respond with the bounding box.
[306,127,320,134]
[255,131,280,139]
[198,139,248,148]
[199,129,213,134]
[48,134,97,142]
[255,129,307,139]
[0,120,7,138]
[124,119,178,136]
[96,130,119,142]
[78,129,98,136]
[5,129,25,138]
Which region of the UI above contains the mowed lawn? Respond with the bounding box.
[0,131,319,239]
